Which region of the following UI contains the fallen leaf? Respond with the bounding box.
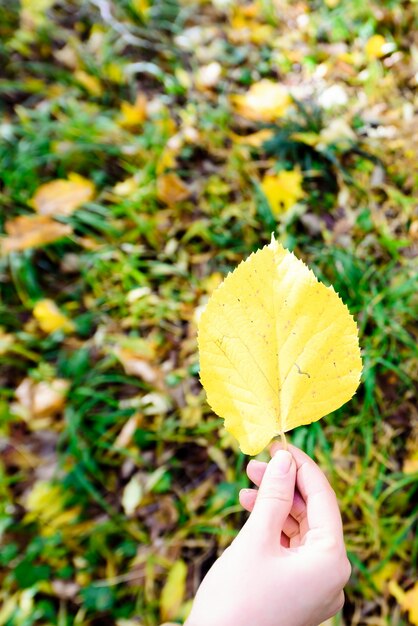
[403,451,418,474]
[160,560,187,622]
[74,70,103,96]
[231,80,291,122]
[114,347,159,383]
[24,480,81,535]
[33,299,74,333]
[389,580,418,625]
[365,35,389,59]
[261,170,305,216]
[1,215,72,254]
[31,173,95,217]
[198,235,362,455]
[118,94,147,128]
[122,474,144,516]
[15,377,70,418]
[157,173,191,206]
[195,62,222,90]
[231,128,274,147]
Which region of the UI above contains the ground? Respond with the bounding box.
[0,1,417,625]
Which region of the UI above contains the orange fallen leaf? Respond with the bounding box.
[157,173,191,206]
[1,215,72,254]
[32,173,95,217]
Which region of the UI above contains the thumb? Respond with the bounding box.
[250,449,296,539]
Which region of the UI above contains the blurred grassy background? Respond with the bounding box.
[0,1,417,624]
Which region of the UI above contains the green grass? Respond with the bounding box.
[0,0,417,625]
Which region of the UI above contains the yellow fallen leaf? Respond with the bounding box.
[31,173,95,217]
[403,450,418,474]
[113,176,139,197]
[157,146,178,175]
[20,0,55,30]
[198,235,362,455]
[231,80,291,122]
[74,70,103,96]
[1,215,72,254]
[33,299,74,333]
[157,173,191,206]
[118,94,147,128]
[389,580,418,625]
[365,34,387,59]
[261,170,305,216]
[25,481,80,535]
[131,0,151,21]
[231,128,274,147]
[160,560,188,622]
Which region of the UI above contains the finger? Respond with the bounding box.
[270,443,344,541]
[250,450,297,539]
[281,532,290,548]
[239,488,301,539]
[247,459,267,486]
[239,488,257,511]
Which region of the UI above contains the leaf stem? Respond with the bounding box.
[280,431,288,450]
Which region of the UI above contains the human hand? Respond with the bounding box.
[185,444,351,626]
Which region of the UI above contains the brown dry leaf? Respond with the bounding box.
[157,173,191,206]
[32,173,95,217]
[114,347,159,383]
[2,215,72,254]
[13,378,70,421]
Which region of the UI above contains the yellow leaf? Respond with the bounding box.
[390,581,418,625]
[118,94,147,128]
[403,451,418,474]
[160,560,187,622]
[25,481,80,534]
[157,146,178,175]
[231,128,274,147]
[31,174,95,217]
[131,0,151,21]
[33,299,74,333]
[113,176,139,197]
[365,35,387,59]
[1,215,72,254]
[261,170,305,216]
[157,173,191,206]
[74,70,103,96]
[231,80,291,122]
[198,236,362,455]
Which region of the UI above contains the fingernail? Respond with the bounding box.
[273,450,292,475]
[248,459,265,469]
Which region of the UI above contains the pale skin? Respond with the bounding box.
[185,443,351,626]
